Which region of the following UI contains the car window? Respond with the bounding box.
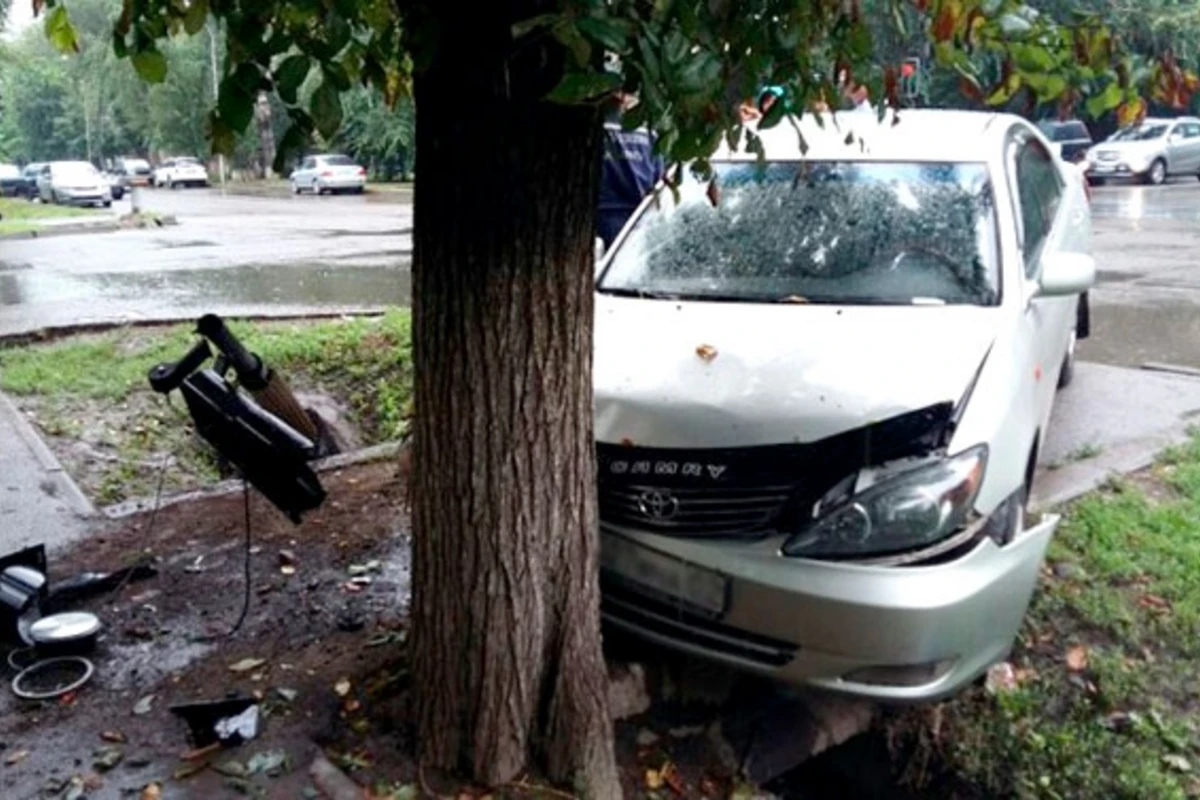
[1063,122,1090,141]
[302,158,315,170]
[1185,123,1200,138]
[599,160,1000,307]
[1112,123,1169,141]
[1014,140,1063,277]
[322,155,354,166]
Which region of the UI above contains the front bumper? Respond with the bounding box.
[57,192,110,206]
[1086,160,1150,178]
[600,513,1058,702]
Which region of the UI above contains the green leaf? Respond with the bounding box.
[546,70,620,104]
[218,78,255,132]
[44,6,79,54]
[275,55,312,105]
[274,123,311,174]
[552,18,591,68]
[323,62,352,92]
[112,30,128,59]
[311,79,344,140]
[325,12,351,55]
[512,12,559,40]
[131,49,169,84]
[678,52,721,94]
[183,0,209,36]
[577,16,630,53]
[1086,81,1123,118]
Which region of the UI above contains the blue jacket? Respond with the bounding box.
[598,121,664,246]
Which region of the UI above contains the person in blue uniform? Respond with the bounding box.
[597,94,665,249]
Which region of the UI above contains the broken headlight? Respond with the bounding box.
[782,445,987,559]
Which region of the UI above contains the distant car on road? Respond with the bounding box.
[594,109,1093,702]
[289,154,367,195]
[38,161,112,207]
[153,157,210,189]
[0,164,22,197]
[1085,116,1200,185]
[103,171,126,201]
[12,163,45,200]
[115,157,153,187]
[1036,119,1093,164]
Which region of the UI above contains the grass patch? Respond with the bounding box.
[0,197,98,235]
[0,311,412,504]
[891,438,1200,799]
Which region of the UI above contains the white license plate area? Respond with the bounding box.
[601,535,729,616]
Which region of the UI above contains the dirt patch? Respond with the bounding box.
[0,461,411,800]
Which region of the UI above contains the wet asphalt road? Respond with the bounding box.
[1082,179,1200,370]
[0,187,412,336]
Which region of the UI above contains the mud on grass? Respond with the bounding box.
[0,311,413,505]
[886,436,1200,800]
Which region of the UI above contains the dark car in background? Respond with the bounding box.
[114,157,153,187]
[0,164,22,197]
[1037,119,1094,163]
[14,163,46,199]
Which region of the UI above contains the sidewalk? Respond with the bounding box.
[0,390,94,553]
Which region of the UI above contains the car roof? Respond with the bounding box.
[312,153,351,159]
[716,109,1023,163]
[1139,117,1200,124]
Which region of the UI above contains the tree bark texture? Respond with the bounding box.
[409,3,619,797]
[254,91,276,178]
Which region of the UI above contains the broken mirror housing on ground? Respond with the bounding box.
[148,314,327,523]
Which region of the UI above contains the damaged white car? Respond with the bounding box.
[594,110,1094,702]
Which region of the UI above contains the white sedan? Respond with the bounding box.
[289,154,367,195]
[153,157,209,188]
[594,109,1093,702]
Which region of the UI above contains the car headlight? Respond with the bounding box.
[782,445,987,559]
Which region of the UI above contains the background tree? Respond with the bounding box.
[34,0,1194,796]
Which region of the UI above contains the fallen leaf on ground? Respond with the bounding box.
[342,581,365,594]
[93,746,124,772]
[661,761,686,795]
[140,782,162,800]
[246,749,290,776]
[699,774,723,797]
[132,695,156,715]
[1065,645,1089,672]
[1164,754,1193,773]
[63,776,86,800]
[985,662,1017,695]
[343,698,362,713]
[278,549,296,566]
[644,768,663,790]
[100,730,127,743]
[212,760,247,778]
[228,658,266,673]
[83,774,103,791]
[274,687,298,703]
[4,749,29,766]
[334,679,352,697]
[280,565,296,576]
[1139,594,1172,613]
[695,344,719,362]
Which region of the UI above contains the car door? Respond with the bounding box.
[296,157,315,183]
[1008,130,1077,432]
[1165,123,1188,173]
[1183,122,1200,173]
[37,165,53,201]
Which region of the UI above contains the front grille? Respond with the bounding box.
[600,483,793,537]
[602,580,797,667]
[1096,151,1119,162]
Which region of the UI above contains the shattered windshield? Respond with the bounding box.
[599,161,999,306]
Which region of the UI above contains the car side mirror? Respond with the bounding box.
[1037,252,1095,298]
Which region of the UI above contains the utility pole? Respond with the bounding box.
[208,18,226,192]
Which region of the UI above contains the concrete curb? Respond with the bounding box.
[0,214,179,241]
[101,440,405,520]
[0,309,390,347]
[0,391,95,518]
[1031,427,1192,511]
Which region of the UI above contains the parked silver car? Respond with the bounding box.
[289,154,367,195]
[37,161,112,207]
[1084,117,1200,185]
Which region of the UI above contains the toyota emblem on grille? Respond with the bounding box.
[637,489,680,521]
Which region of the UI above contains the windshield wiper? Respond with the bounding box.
[598,287,682,300]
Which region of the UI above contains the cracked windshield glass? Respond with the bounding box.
[599,161,999,306]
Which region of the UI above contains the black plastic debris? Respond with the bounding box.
[171,697,260,748]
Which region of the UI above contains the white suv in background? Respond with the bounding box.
[153,157,210,189]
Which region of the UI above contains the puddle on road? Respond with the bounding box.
[1081,300,1200,370]
[0,262,411,310]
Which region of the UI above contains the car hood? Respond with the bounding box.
[594,295,998,448]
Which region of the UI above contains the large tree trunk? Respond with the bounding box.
[409,3,619,797]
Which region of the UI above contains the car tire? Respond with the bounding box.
[102,200,112,208]
[291,180,301,195]
[1057,330,1077,390]
[1145,159,1167,186]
